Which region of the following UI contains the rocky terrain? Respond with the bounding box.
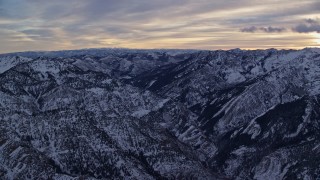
[0,48,320,179]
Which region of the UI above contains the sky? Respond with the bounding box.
[0,0,320,53]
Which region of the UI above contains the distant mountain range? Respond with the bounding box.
[0,48,320,179]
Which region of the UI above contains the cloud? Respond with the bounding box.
[20,29,55,40]
[293,18,320,33]
[261,27,286,33]
[240,26,258,33]
[305,18,318,24]
[240,26,286,33]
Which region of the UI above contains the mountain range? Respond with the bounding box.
[0,48,320,179]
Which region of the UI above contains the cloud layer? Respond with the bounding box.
[0,0,320,53]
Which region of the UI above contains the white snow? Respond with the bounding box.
[30,60,60,73]
[147,80,157,88]
[131,109,150,118]
[250,65,262,75]
[226,70,246,83]
[86,87,105,95]
[0,56,32,74]
[312,144,320,151]
[153,98,170,110]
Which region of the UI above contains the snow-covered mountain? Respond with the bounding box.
[1,48,320,179]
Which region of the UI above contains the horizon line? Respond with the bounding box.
[1,46,320,56]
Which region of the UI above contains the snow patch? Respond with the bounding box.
[225,70,246,83]
[131,109,150,118]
